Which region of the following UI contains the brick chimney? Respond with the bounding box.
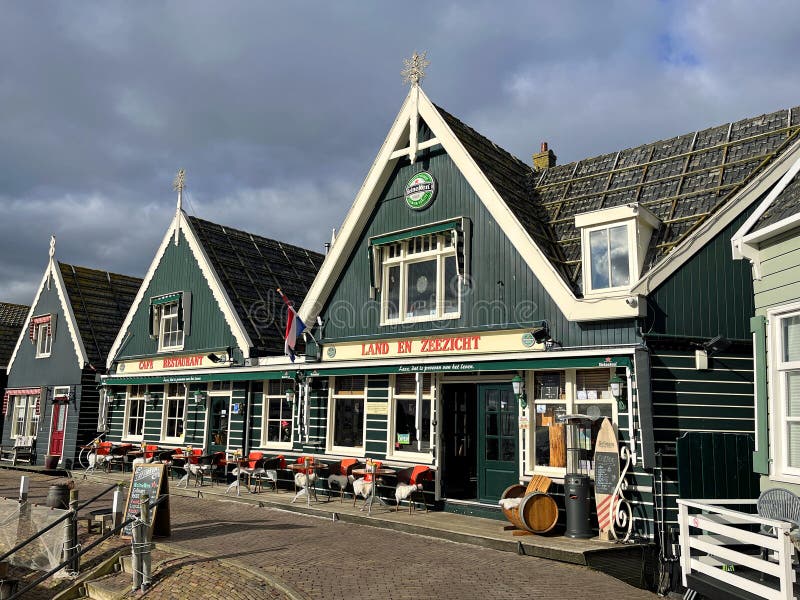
[532,141,557,170]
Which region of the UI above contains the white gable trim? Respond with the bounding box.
[299,87,642,324]
[632,137,800,294]
[729,153,800,279]
[105,212,252,369]
[7,258,89,373]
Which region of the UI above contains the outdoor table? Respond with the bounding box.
[225,457,250,496]
[290,461,327,506]
[177,453,213,488]
[352,467,396,515]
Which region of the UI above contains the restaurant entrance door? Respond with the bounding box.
[207,396,229,454]
[441,384,477,500]
[477,383,518,503]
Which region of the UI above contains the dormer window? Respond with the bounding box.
[575,204,659,297]
[149,292,192,352]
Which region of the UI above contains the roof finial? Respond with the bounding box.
[401,51,429,87]
[173,169,185,246]
[49,235,56,259]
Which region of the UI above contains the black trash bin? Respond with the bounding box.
[564,473,593,538]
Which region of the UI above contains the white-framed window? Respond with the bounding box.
[529,368,617,477]
[262,380,294,449]
[150,293,190,352]
[123,385,147,441]
[327,375,367,455]
[10,394,39,439]
[162,383,186,441]
[771,306,800,478]
[388,374,433,460]
[575,204,660,297]
[379,232,460,324]
[30,315,55,358]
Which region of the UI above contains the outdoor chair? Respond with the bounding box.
[294,456,319,501]
[108,443,133,472]
[394,465,433,513]
[353,460,382,507]
[0,436,36,466]
[757,488,800,569]
[327,458,360,502]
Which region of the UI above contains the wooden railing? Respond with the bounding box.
[677,498,796,600]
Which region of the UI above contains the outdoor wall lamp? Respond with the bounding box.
[512,374,527,410]
[193,390,207,408]
[285,387,296,406]
[143,392,158,408]
[531,321,551,344]
[609,374,625,410]
[207,346,234,364]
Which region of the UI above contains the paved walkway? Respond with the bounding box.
[0,469,658,599]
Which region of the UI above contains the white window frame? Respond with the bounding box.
[261,380,295,450]
[161,383,187,443]
[386,374,434,463]
[10,395,38,439]
[35,321,52,358]
[379,233,461,325]
[157,301,184,352]
[326,376,367,457]
[526,368,618,479]
[122,385,147,442]
[575,204,660,298]
[768,302,800,482]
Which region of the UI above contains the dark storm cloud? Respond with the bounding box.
[1,1,800,303]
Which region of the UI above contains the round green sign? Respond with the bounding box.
[521,332,536,348]
[404,171,437,210]
[326,346,337,359]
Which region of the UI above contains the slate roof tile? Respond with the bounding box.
[0,302,28,368]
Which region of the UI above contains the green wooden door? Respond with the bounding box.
[478,383,518,503]
[207,396,229,454]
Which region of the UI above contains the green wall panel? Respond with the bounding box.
[116,230,239,360]
[320,150,637,347]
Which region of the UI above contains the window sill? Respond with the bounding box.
[157,346,185,353]
[35,354,52,359]
[385,451,433,465]
[380,312,461,327]
[263,441,294,450]
[328,446,365,458]
[768,473,800,485]
[122,436,144,443]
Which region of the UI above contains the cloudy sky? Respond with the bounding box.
[2,1,800,304]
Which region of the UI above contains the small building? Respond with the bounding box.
[290,71,800,548]
[102,190,323,460]
[1,239,142,468]
[0,302,30,433]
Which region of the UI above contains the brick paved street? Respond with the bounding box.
[0,471,657,599]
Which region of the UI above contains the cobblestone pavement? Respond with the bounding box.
[0,471,657,599]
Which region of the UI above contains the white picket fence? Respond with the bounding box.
[677,498,796,600]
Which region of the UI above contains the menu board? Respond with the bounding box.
[594,452,620,496]
[122,463,170,538]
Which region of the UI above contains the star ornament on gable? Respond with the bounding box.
[401,51,430,86]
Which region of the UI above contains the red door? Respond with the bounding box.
[49,403,67,457]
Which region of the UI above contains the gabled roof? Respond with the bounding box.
[0,303,28,368]
[58,263,142,368]
[440,103,800,290]
[186,216,324,355]
[301,86,800,323]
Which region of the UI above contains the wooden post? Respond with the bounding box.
[64,490,79,574]
[112,485,123,532]
[140,494,151,591]
[131,493,145,592]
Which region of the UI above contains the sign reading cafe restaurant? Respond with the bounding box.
[117,353,224,374]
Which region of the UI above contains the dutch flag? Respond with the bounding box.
[279,289,306,362]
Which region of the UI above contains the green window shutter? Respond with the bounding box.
[751,315,769,474]
[182,291,192,336]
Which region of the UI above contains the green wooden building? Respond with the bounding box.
[284,81,800,545]
[102,198,323,462]
[0,302,29,435]
[1,239,141,468]
[733,161,800,495]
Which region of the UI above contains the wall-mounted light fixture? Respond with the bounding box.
[193,390,207,408]
[285,386,296,406]
[511,374,527,410]
[531,321,551,344]
[609,374,625,410]
[207,346,234,364]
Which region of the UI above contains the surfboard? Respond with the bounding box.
[593,417,619,540]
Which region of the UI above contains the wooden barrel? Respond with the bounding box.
[499,484,527,530]
[519,492,559,533]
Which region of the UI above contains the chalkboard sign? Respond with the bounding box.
[122,463,170,539]
[594,452,620,496]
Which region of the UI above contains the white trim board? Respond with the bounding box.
[105,211,253,369]
[299,86,642,324]
[7,257,89,373]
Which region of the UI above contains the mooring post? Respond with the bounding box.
[139,493,151,591]
[112,484,123,532]
[68,489,79,573]
[131,493,145,592]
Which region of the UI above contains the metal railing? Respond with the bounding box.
[7,494,168,600]
[677,498,796,600]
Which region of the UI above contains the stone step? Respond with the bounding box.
[120,554,132,574]
[83,572,134,600]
